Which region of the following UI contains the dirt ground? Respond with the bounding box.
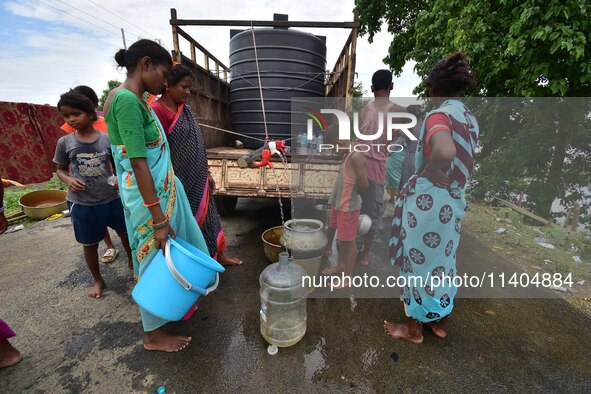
[1,198,590,392]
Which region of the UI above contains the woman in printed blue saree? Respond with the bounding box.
[104,40,209,352]
[385,53,479,343]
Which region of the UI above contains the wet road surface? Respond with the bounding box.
[1,198,590,392]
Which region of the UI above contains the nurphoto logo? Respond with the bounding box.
[305,109,419,154]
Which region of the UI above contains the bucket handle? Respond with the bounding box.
[165,239,220,296]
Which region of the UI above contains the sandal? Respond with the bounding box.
[101,248,119,264]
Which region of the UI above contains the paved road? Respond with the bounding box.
[1,199,590,392]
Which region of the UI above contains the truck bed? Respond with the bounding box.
[207,147,340,199]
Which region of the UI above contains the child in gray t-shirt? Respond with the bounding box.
[54,90,132,299]
[54,132,119,206]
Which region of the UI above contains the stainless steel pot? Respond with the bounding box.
[280,219,327,259]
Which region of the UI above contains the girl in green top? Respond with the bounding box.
[104,39,210,353]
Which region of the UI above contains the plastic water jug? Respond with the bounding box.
[259,252,307,347]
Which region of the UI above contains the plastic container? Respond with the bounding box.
[296,133,302,155]
[300,133,308,156]
[229,26,327,147]
[132,237,225,321]
[317,134,324,154]
[310,136,317,155]
[260,252,307,347]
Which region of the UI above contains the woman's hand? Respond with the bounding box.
[420,166,451,188]
[67,177,86,193]
[153,222,176,251]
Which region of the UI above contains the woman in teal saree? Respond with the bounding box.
[104,40,209,353]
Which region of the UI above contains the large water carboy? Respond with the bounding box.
[259,252,307,347]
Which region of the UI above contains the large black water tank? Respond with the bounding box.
[229,23,327,148]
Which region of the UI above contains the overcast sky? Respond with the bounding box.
[1,0,420,105]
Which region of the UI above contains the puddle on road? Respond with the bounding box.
[64,333,94,360]
[304,336,327,382]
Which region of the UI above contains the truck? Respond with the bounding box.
[169,8,359,213]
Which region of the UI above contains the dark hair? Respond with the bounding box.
[73,85,99,107]
[371,69,393,91]
[57,90,97,120]
[168,64,195,86]
[114,39,172,72]
[426,52,475,95]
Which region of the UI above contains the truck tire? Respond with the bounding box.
[215,196,238,216]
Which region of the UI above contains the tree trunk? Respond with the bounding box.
[539,114,569,217]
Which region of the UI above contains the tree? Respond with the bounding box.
[355,0,591,225]
[352,81,369,113]
[356,1,591,96]
[352,81,367,97]
[99,80,121,110]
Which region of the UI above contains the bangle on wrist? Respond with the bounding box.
[143,198,161,207]
[152,214,169,229]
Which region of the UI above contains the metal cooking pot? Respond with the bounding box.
[19,190,67,220]
[280,219,327,260]
[261,226,285,263]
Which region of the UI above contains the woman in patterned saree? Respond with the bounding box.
[151,64,241,266]
[104,39,209,352]
[384,53,479,343]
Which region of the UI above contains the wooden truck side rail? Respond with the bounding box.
[169,9,359,203]
[207,147,341,199]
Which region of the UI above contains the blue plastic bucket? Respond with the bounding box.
[132,237,225,321]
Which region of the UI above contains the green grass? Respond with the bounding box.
[463,202,591,281]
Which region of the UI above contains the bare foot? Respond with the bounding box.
[87,280,105,299]
[321,265,342,275]
[0,339,22,369]
[384,319,423,344]
[427,318,448,338]
[360,252,370,266]
[219,252,242,266]
[144,329,191,352]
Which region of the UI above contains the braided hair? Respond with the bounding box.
[426,52,475,96]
